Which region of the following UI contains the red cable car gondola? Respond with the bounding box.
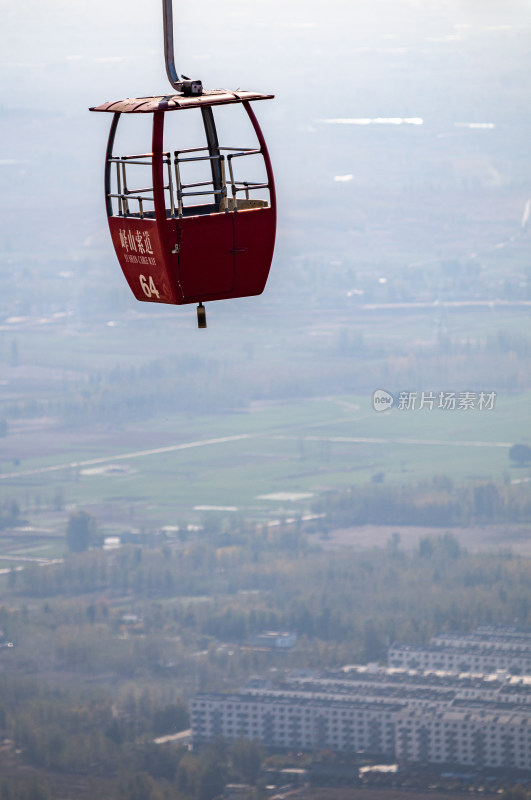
[90,0,276,327]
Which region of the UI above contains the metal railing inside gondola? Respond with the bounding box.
[107,147,270,218]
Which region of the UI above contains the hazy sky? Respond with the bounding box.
[2,0,531,292]
[3,0,531,110]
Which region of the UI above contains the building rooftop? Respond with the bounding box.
[192,692,404,713]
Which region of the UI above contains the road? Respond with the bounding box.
[0,430,512,482]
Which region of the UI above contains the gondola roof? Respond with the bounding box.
[90,89,274,114]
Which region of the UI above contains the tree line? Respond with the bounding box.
[0,672,261,800]
[4,528,531,671]
[314,476,531,528]
[2,322,530,430]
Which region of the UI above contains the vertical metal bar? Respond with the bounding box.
[105,112,121,217]
[174,152,183,217]
[201,107,223,206]
[227,155,237,208]
[163,0,180,90]
[139,198,144,218]
[220,155,228,211]
[116,161,123,216]
[166,155,175,217]
[121,161,130,216]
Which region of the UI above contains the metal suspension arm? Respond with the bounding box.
[163,0,180,90]
[162,0,203,95]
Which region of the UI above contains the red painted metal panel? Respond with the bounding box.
[108,216,177,303]
[177,213,235,299]
[232,207,276,296]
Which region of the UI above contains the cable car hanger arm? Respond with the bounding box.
[162,0,179,88]
[163,0,203,96]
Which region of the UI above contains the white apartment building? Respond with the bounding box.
[433,627,531,654]
[273,667,531,708]
[389,626,531,675]
[191,684,531,770]
[395,707,531,771]
[388,644,531,675]
[191,628,531,771]
[191,693,399,757]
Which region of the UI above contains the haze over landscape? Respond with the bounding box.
[0,1,531,798]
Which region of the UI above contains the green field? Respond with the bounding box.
[1,299,530,555]
[1,391,529,538]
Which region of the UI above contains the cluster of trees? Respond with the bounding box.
[0,499,24,530]
[0,778,54,800]
[436,329,531,358]
[3,319,530,431]
[4,527,531,677]
[66,510,97,553]
[314,477,531,528]
[503,789,531,800]
[0,673,262,800]
[0,677,189,770]
[2,353,243,427]
[510,444,531,466]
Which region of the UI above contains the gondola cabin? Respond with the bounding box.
[90,90,276,318]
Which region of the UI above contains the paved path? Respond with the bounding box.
[0,434,254,480]
[270,435,512,448]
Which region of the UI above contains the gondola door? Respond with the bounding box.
[177,213,235,300]
[168,106,235,301]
